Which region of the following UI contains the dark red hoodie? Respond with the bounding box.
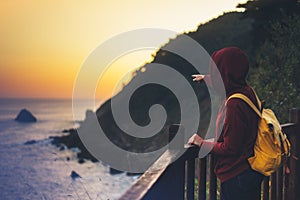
[203,47,260,183]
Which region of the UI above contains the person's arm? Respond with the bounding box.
[210,99,248,156]
[188,99,248,156]
[188,134,216,149]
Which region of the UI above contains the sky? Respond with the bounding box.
[0,0,248,99]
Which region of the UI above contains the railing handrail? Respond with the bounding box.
[120,145,200,200]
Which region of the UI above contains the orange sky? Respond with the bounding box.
[0,0,247,99]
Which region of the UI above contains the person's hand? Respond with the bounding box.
[187,134,204,147]
[192,74,205,82]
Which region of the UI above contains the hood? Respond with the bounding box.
[210,47,250,97]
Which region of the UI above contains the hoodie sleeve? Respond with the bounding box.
[203,98,249,156]
[203,75,212,87]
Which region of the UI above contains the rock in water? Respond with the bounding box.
[24,140,37,145]
[84,109,94,121]
[70,171,81,179]
[15,109,37,123]
[109,167,123,175]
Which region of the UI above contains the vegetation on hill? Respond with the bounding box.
[250,14,300,121]
[95,0,300,147]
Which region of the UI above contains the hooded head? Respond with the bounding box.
[210,47,250,97]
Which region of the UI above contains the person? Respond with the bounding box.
[188,47,264,200]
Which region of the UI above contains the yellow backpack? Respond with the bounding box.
[227,93,291,176]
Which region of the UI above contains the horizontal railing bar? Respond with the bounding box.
[120,145,199,200]
[119,149,182,200]
[281,123,296,132]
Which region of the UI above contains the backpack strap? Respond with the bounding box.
[226,93,262,118]
[252,90,262,112]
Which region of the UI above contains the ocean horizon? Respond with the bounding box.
[0,98,137,200]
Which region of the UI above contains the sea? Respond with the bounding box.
[0,98,137,200]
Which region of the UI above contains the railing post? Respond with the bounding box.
[276,166,283,200]
[186,157,195,200]
[270,173,276,200]
[286,108,300,200]
[262,176,270,200]
[198,157,207,200]
[209,154,217,200]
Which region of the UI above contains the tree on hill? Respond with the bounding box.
[249,14,300,122]
[188,12,253,55]
[237,0,300,45]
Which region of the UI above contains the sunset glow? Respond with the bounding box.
[0,0,247,99]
